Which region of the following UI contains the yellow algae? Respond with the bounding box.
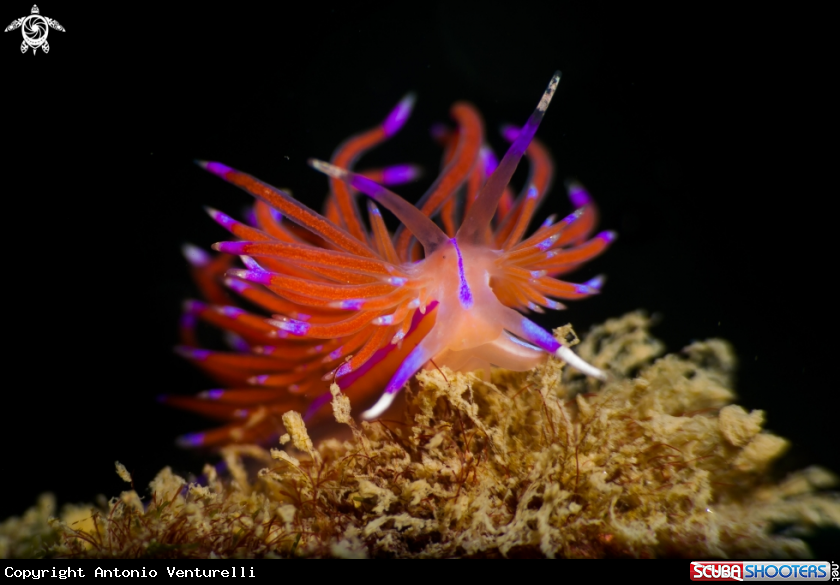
[2,313,837,558]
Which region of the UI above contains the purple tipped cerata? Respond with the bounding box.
[167,72,615,446]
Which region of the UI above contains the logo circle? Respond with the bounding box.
[22,14,48,48]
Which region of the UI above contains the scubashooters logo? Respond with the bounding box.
[4,5,65,54]
[690,561,834,581]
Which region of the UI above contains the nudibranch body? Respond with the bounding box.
[165,72,615,447]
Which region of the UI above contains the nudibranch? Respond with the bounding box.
[164,72,616,447]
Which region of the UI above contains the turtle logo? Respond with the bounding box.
[4,5,64,54]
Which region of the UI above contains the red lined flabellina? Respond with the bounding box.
[162,72,615,447]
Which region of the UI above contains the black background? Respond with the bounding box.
[2,2,837,555]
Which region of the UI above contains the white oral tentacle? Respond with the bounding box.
[555,345,608,380]
[361,391,397,420]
